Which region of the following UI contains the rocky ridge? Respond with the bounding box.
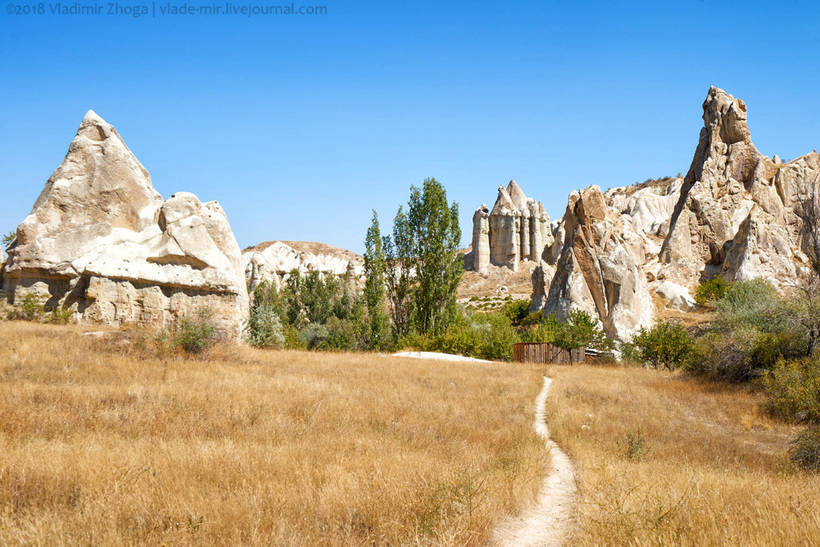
[529,87,820,340]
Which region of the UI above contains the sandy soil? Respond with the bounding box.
[391,351,495,363]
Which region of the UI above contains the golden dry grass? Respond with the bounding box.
[0,321,547,546]
[546,364,820,546]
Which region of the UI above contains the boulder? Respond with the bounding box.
[654,281,696,311]
[1,110,248,338]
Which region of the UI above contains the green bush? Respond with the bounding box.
[692,279,812,382]
[714,278,780,333]
[761,358,820,423]
[8,293,45,321]
[319,317,363,351]
[695,275,732,305]
[502,299,531,325]
[631,322,694,369]
[246,299,285,349]
[300,323,331,350]
[48,305,75,325]
[396,310,520,361]
[552,310,613,352]
[156,309,219,355]
[175,309,218,354]
[789,426,820,472]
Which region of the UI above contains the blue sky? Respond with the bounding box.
[2,0,819,252]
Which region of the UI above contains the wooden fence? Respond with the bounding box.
[512,342,584,364]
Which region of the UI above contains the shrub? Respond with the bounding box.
[691,279,813,382]
[476,312,519,361]
[789,426,820,472]
[631,322,694,369]
[553,310,613,352]
[9,293,45,321]
[519,310,543,327]
[695,275,732,305]
[761,357,820,423]
[48,305,75,325]
[396,310,520,361]
[300,323,331,350]
[156,309,219,355]
[319,317,362,351]
[283,324,307,350]
[502,299,531,326]
[246,299,285,349]
[624,430,647,461]
[714,278,781,333]
[175,309,218,354]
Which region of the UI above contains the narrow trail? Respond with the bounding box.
[492,377,577,547]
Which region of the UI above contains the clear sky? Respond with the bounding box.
[2,0,819,253]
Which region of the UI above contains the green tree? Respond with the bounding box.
[363,211,391,349]
[384,208,414,338]
[404,178,463,335]
[552,310,612,353]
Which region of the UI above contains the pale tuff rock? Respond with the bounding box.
[655,281,697,312]
[242,240,364,293]
[530,87,820,339]
[1,111,248,338]
[660,86,820,288]
[529,260,556,313]
[471,205,490,274]
[537,185,654,340]
[469,180,551,274]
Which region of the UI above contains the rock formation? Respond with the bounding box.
[530,86,820,340]
[537,185,655,339]
[1,111,248,338]
[242,240,364,293]
[660,86,820,288]
[469,180,551,274]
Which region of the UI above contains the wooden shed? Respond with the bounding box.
[512,342,584,364]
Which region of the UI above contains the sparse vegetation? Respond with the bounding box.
[1,230,15,249]
[6,293,45,321]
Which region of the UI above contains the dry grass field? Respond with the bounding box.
[0,321,547,546]
[546,364,820,546]
[3,320,819,546]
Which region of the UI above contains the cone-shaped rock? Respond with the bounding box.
[2,111,248,338]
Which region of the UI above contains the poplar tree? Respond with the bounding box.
[363,210,390,349]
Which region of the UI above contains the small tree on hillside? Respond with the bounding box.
[2,231,14,249]
[363,210,391,349]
